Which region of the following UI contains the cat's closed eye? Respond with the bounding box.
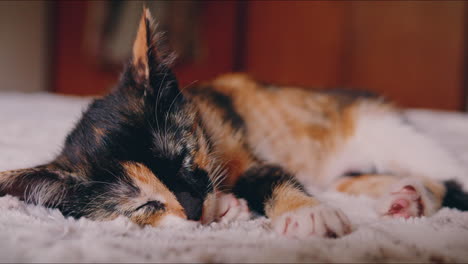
[134,200,165,213]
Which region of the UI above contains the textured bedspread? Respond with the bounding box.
[0,92,467,263]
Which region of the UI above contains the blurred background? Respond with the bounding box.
[0,1,466,111]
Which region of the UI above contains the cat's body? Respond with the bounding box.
[193,73,466,191]
[1,9,467,238]
[189,73,467,236]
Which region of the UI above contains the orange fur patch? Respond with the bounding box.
[132,10,150,80]
[334,174,399,198]
[211,73,255,94]
[422,178,446,202]
[341,104,357,139]
[265,182,319,220]
[188,92,255,188]
[92,126,106,144]
[122,162,186,225]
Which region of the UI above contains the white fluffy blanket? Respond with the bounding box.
[1,92,468,263]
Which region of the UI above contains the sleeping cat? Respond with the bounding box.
[1,9,467,238]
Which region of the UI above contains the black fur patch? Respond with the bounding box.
[188,87,245,132]
[342,166,378,177]
[160,167,211,221]
[442,180,468,211]
[174,191,202,220]
[232,165,308,215]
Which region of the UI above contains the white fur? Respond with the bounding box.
[321,102,467,189]
[216,193,251,224]
[202,193,251,224]
[251,99,467,236]
[272,204,352,239]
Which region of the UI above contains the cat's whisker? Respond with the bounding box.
[162,80,198,149]
[208,161,230,192]
[154,70,169,133]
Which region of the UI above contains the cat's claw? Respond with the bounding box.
[378,183,425,219]
[272,205,352,239]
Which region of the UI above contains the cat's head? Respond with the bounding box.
[0,9,222,227]
[107,8,219,224]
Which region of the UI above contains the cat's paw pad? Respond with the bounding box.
[213,193,251,224]
[272,205,352,239]
[378,184,424,219]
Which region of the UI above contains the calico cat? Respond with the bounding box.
[1,9,467,238]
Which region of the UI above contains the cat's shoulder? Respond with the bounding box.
[211,73,257,89]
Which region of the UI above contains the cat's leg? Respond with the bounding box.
[333,174,446,218]
[352,105,466,188]
[233,165,352,238]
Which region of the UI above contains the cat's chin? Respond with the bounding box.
[157,214,199,229]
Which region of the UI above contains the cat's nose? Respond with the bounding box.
[174,191,203,221]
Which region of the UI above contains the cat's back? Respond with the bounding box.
[195,73,388,138]
[188,73,394,187]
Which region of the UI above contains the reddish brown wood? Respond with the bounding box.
[51,1,238,95]
[243,1,466,110]
[50,1,466,110]
[244,1,351,88]
[52,1,118,95]
[173,1,238,89]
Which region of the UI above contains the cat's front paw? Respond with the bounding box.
[202,193,251,224]
[272,205,352,239]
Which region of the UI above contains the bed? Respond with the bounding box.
[1,92,467,263]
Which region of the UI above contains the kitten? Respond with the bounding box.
[1,9,467,238]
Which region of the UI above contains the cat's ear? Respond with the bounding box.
[0,165,71,207]
[131,8,152,84]
[130,8,178,99]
